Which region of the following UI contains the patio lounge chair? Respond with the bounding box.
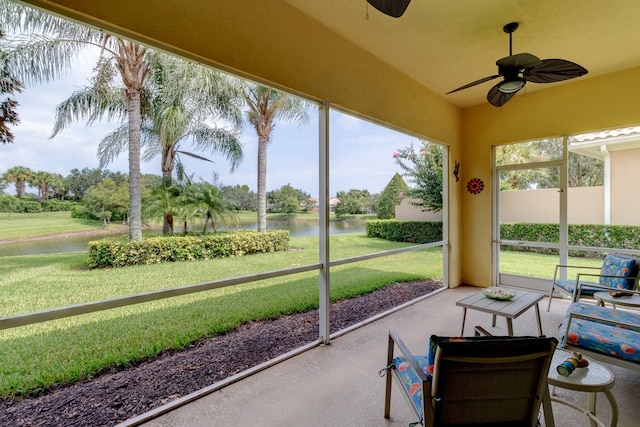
[383,330,557,426]
[547,253,640,311]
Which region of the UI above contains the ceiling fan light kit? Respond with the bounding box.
[447,21,588,107]
[498,78,526,94]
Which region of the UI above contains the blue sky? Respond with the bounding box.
[1,48,417,198]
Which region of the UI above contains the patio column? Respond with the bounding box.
[318,102,330,344]
[600,144,611,225]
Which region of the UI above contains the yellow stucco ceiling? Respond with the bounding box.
[284,0,640,108]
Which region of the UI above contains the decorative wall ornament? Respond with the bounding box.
[467,178,484,194]
[453,160,460,182]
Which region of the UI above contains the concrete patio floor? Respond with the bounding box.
[138,285,638,427]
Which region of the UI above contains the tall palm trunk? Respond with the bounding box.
[115,40,148,241]
[125,89,143,240]
[161,145,175,234]
[257,134,268,232]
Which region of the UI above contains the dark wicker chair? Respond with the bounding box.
[383,330,558,426]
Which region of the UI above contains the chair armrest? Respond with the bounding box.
[574,273,640,301]
[388,329,429,382]
[576,273,639,283]
[553,264,601,285]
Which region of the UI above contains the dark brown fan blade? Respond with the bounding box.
[366,0,411,18]
[447,75,500,94]
[524,59,588,83]
[487,82,519,107]
[496,52,541,69]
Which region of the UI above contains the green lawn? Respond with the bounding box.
[0,233,442,398]
[499,250,602,278]
[0,211,601,399]
[0,211,125,241]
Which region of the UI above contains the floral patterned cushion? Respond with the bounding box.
[599,254,637,291]
[392,354,430,419]
[554,279,600,296]
[561,302,640,363]
[391,335,501,420]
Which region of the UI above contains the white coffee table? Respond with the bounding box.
[547,349,618,427]
[594,291,640,309]
[455,288,544,336]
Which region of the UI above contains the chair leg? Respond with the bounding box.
[384,334,394,419]
[542,385,556,427]
[547,286,555,311]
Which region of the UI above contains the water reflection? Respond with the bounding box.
[0,219,366,257]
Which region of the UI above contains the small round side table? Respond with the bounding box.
[547,349,618,427]
[594,291,640,309]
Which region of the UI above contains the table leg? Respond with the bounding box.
[535,303,543,336]
[506,318,514,336]
[587,392,598,427]
[604,388,618,427]
[586,389,619,427]
[492,314,496,327]
[461,308,467,336]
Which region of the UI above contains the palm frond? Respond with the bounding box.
[189,125,243,171]
[97,125,129,167]
[176,150,214,163]
[2,35,93,86]
[0,2,100,42]
[51,86,125,137]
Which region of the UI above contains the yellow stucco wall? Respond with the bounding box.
[461,66,640,286]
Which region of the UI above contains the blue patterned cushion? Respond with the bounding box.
[599,254,636,291]
[392,355,430,419]
[554,279,600,296]
[391,336,478,420]
[561,302,640,363]
[392,335,546,421]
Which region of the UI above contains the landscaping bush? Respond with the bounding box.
[14,199,43,213]
[365,219,442,244]
[87,230,290,268]
[41,199,77,212]
[500,223,640,257]
[71,205,99,220]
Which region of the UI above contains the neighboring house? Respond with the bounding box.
[395,198,442,221]
[568,126,640,226]
[398,126,640,226]
[309,197,340,213]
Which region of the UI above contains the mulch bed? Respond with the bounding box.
[0,280,442,427]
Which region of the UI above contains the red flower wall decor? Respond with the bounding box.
[467,178,484,194]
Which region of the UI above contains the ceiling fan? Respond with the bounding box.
[366,0,411,18]
[447,22,588,107]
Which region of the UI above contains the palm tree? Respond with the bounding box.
[0,28,23,144]
[192,182,235,234]
[243,85,309,231]
[30,170,59,202]
[144,183,182,235]
[54,52,244,234]
[0,1,148,240]
[1,165,33,198]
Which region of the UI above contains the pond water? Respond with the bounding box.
[0,219,366,257]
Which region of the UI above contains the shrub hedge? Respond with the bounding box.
[366,220,640,257]
[365,219,442,244]
[500,222,640,257]
[87,230,290,268]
